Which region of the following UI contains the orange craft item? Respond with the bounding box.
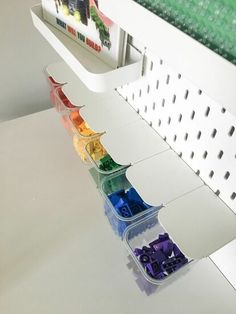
[70,111,96,137]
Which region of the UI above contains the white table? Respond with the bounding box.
[0,109,235,314]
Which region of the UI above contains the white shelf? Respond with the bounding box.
[1,110,236,314]
[31,4,143,92]
[100,0,236,116]
[46,62,236,278]
[159,186,236,259]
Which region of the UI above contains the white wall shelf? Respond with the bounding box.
[99,0,236,116]
[31,4,143,93]
[1,109,236,313]
[46,61,236,288]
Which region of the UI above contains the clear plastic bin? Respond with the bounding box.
[123,212,193,285]
[69,112,101,163]
[47,75,63,90]
[51,87,99,142]
[100,170,160,236]
[51,86,77,113]
[72,134,96,164]
[85,139,127,175]
[67,110,98,139]
[89,167,107,189]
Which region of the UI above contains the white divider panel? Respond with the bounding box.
[100,0,236,114]
[79,98,140,134]
[46,62,79,85]
[117,49,236,214]
[159,186,236,259]
[210,239,236,290]
[62,80,117,107]
[101,119,169,165]
[31,5,143,92]
[126,150,203,206]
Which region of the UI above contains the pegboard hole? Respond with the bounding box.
[197,131,202,139]
[203,151,208,159]
[150,61,154,71]
[191,111,195,120]
[147,85,150,94]
[211,128,217,138]
[173,135,177,142]
[158,119,162,127]
[162,99,165,107]
[224,171,230,180]
[196,170,200,176]
[231,192,236,200]
[178,114,182,122]
[218,150,224,159]
[152,102,156,110]
[221,107,226,114]
[168,117,171,125]
[136,108,140,114]
[156,80,159,90]
[149,121,153,127]
[215,190,220,196]
[198,89,202,95]
[184,133,188,141]
[144,105,148,113]
[178,74,181,79]
[179,152,182,157]
[190,151,194,159]
[209,170,214,178]
[139,89,142,97]
[205,106,210,117]
[166,74,170,85]
[132,93,135,101]
[228,126,235,137]
[160,59,163,65]
[172,94,176,104]
[184,90,189,100]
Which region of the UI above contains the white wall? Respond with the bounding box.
[0,0,59,122]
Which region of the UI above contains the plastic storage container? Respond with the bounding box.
[85,138,127,175]
[69,111,101,163]
[100,170,160,236]
[47,75,63,90]
[68,110,98,139]
[49,86,101,164]
[51,86,76,113]
[124,212,192,285]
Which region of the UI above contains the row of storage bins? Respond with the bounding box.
[47,74,192,289]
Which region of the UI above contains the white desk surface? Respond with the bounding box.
[0,109,235,314]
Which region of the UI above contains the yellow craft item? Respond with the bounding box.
[73,135,90,163]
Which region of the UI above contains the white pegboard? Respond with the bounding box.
[117,49,236,214]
